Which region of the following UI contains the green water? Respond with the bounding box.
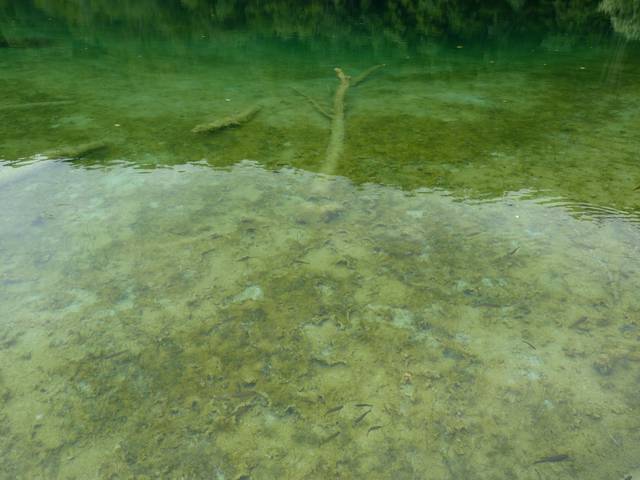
[1,6,640,480]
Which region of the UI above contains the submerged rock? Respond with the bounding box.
[593,353,613,375]
[230,285,263,304]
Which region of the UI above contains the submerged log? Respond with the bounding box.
[192,105,261,134]
[43,141,108,159]
[324,68,351,170]
[296,64,384,173]
[1,37,55,48]
[0,100,75,111]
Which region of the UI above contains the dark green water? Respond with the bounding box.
[1,4,640,479]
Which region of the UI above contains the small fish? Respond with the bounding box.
[533,454,569,464]
[325,405,343,415]
[353,409,372,425]
[570,316,589,330]
[355,403,373,408]
[473,302,502,308]
[320,430,340,445]
[634,184,640,191]
[367,425,383,435]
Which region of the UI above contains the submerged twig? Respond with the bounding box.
[352,64,386,87]
[192,105,261,134]
[292,88,332,119]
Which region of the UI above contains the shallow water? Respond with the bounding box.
[1,7,640,480]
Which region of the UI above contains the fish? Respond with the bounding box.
[367,425,383,435]
[533,454,569,464]
[320,431,340,445]
[353,409,372,425]
[325,405,343,415]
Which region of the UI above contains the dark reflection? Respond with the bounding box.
[0,0,621,42]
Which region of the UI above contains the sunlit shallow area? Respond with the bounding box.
[1,2,640,479]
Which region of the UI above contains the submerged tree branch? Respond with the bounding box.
[43,141,109,159]
[0,100,75,111]
[192,105,261,134]
[323,67,351,171]
[323,64,384,172]
[352,64,386,87]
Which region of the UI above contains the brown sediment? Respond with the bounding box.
[192,105,261,134]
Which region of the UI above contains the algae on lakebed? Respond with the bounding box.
[0,160,639,479]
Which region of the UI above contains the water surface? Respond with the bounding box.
[1,7,640,480]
